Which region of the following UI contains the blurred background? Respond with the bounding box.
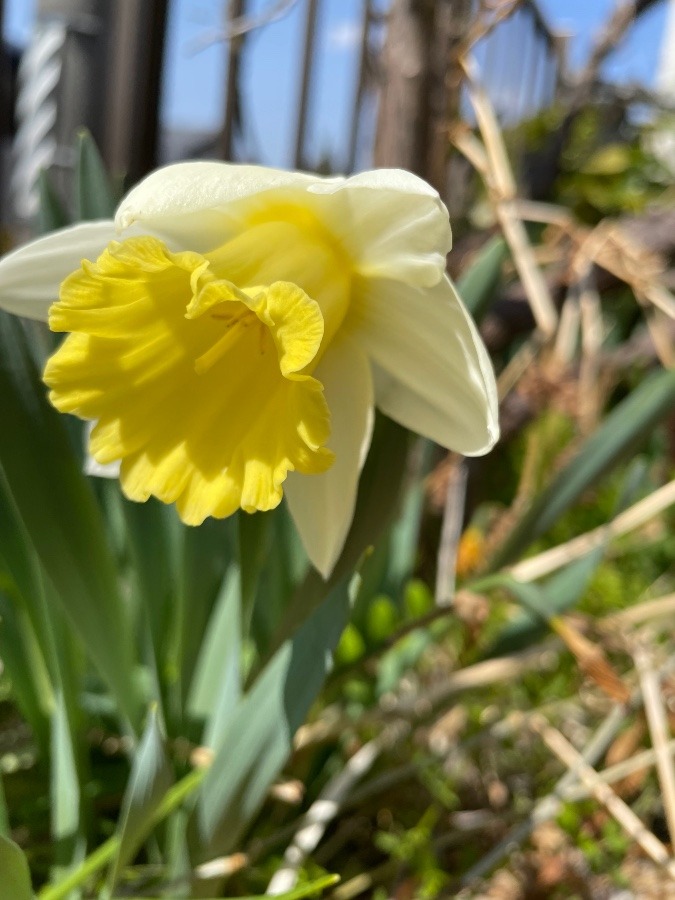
[0,0,672,228]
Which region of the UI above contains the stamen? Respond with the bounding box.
[194,310,254,375]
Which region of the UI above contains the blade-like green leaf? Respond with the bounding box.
[50,689,86,881]
[125,875,339,900]
[74,130,117,220]
[457,235,508,322]
[106,707,174,891]
[188,565,241,747]
[0,587,53,751]
[384,438,435,594]
[38,170,70,234]
[197,566,363,856]
[482,459,647,656]
[0,835,34,900]
[38,769,206,900]
[0,771,8,838]
[482,548,603,658]
[487,368,675,571]
[238,508,274,637]
[249,505,308,653]
[0,312,140,729]
[0,471,43,608]
[175,517,236,709]
[229,874,340,899]
[118,494,179,720]
[273,415,410,651]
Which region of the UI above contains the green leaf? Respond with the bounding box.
[38,769,205,900]
[273,415,410,650]
[116,494,177,724]
[457,236,508,322]
[334,416,411,583]
[239,508,274,637]
[0,481,54,732]
[106,707,173,891]
[196,566,363,856]
[0,772,9,838]
[229,874,340,899]
[175,517,236,709]
[483,459,647,656]
[50,689,86,879]
[483,550,603,658]
[0,312,140,730]
[74,130,117,221]
[38,171,69,234]
[0,835,34,900]
[188,564,242,747]
[249,505,308,653]
[383,438,435,594]
[0,587,53,751]
[487,368,675,571]
[129,875,340,900]
[0,470,44,607]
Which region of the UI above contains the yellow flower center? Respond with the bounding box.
[44,213,352,524]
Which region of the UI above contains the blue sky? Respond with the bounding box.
[3,0,670,169]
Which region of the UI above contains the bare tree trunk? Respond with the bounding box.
[426,0,473,194]
[220,0,246,160]
[294,0,320,169]
[374,0,472,197]
[373,0,434,174]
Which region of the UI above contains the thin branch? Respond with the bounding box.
[188,0,301,52]
[266,724,407,894]
[565,0,662,110]
[530,713,675,881]
[635,647,675,846]
[460,704,628,887]
[458,57,559,336]
[435,458,468,606]
[508,479,675,582]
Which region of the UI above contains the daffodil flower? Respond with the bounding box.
[0,163,498,575]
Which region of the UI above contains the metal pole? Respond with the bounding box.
[102,0,169,185]
[294,0,319,170]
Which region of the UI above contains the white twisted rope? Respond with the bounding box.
[10,20,66,220]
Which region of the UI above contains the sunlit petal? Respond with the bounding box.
[115,161,327,251]
[310,169,452,287]
[285,337,374,578]
[115,162,451,288]
[351,274,499,456]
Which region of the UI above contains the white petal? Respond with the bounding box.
[0,221,117,321]
[285,338,374,578]
[115,162,451,287]
[311,169,452,288]
[115,161,332,252]
[352,275,499,456]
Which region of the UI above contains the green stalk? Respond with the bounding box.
[38,767,206,900]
